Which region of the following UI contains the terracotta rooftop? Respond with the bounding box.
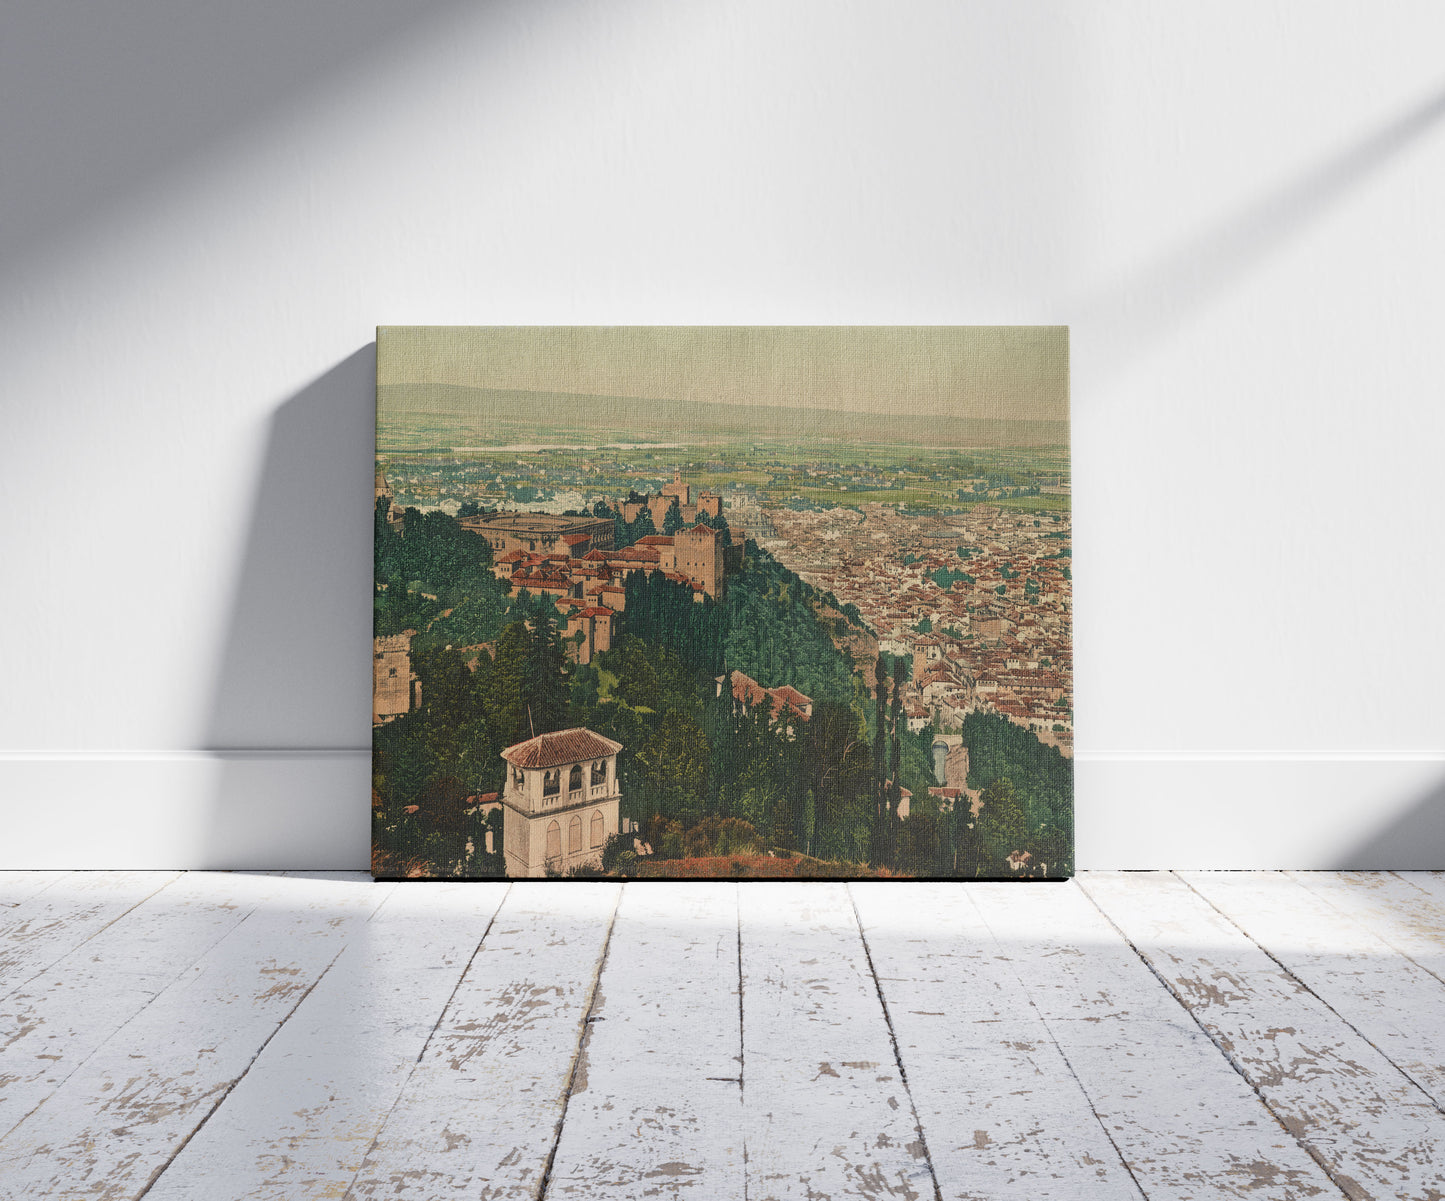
[501,728,623,769]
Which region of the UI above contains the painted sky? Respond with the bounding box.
[377,326,1068,424]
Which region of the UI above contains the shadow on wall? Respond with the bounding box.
[1335,773,1445,871]
[200,346,377,869]
[0,0,475,284]
[1076,82,1445,381]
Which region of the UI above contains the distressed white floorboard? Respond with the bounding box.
[0,871,295,1140]
[1394,872,1445,910]
[975,882,1340,1200]
[344,882,621,1200]
[544,882,744,1199]
[851,882,1143,1200]
[740,882,936,1201]
[1288,872,1445,984]
[0,871,182,1001]
[0,872,391,1200]
[6,872,1445,1201]
[1183,871,1445,1113]
[1084,871,1445,1200]
[0,870,69,908]
[144,881,510,1201]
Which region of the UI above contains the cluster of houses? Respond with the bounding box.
[764,501,1073,754]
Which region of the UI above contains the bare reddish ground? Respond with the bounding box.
[629,855,905,879]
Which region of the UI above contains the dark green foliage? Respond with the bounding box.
[613,500,657,549]
[807,701,874,864]
[960,709,1073,876]
[876,651,911,683]
[975,778,1028,867]
[525,609,569,734]
[693,510,733,546]
[623,572,728,677]
[637,708,711,822]
[373,499,510,647]
[722,545,855,704]
[930,566,971,591]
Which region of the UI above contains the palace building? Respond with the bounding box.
[500,728,623,877]
[458,511,615,557]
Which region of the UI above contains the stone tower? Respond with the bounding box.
[499,728,623,877]
[675,523,724,597]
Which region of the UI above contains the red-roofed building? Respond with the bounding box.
[716,670,812,729]
[500,727,623,877]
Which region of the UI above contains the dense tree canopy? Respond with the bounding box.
[373,506,1072,880]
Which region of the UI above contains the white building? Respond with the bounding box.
[500,728,623,877]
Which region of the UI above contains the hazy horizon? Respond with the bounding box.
[377,326,1070,428]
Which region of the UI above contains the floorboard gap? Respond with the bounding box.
[535,885,623,1201]
[1179,872,1445,1121]
[846,883,944,1201]
[1081,875,1357,1200]
[336,881,512,1201]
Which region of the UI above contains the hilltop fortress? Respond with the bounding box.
[620,467,723,529]
[450,469,741,665]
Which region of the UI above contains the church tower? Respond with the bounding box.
[499,728,623,877]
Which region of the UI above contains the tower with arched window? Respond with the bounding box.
[499,728,624,877]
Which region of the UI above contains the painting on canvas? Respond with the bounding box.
[373,327,1071,879]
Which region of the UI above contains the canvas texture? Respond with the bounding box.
[373,327,1071,880]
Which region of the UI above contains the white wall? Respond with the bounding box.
[3,0,1443,868]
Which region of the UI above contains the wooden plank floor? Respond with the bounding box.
[2,874,1444,1199]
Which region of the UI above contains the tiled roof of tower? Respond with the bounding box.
[501,728,624,769]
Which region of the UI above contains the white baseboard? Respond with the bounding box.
[1,751,1442,870]
[0,751,371,870]
[1076,752,1445,869]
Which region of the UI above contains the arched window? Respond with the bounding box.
[543,770,560,797]
[545,820,561,861]
[590,811,605,849]
[568,815,583,854]
[568,764,583,793]
[591,759,606,787]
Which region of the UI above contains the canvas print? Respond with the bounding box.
[373,327,1071,879]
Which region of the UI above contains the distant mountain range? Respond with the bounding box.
[377,384,1068,451]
